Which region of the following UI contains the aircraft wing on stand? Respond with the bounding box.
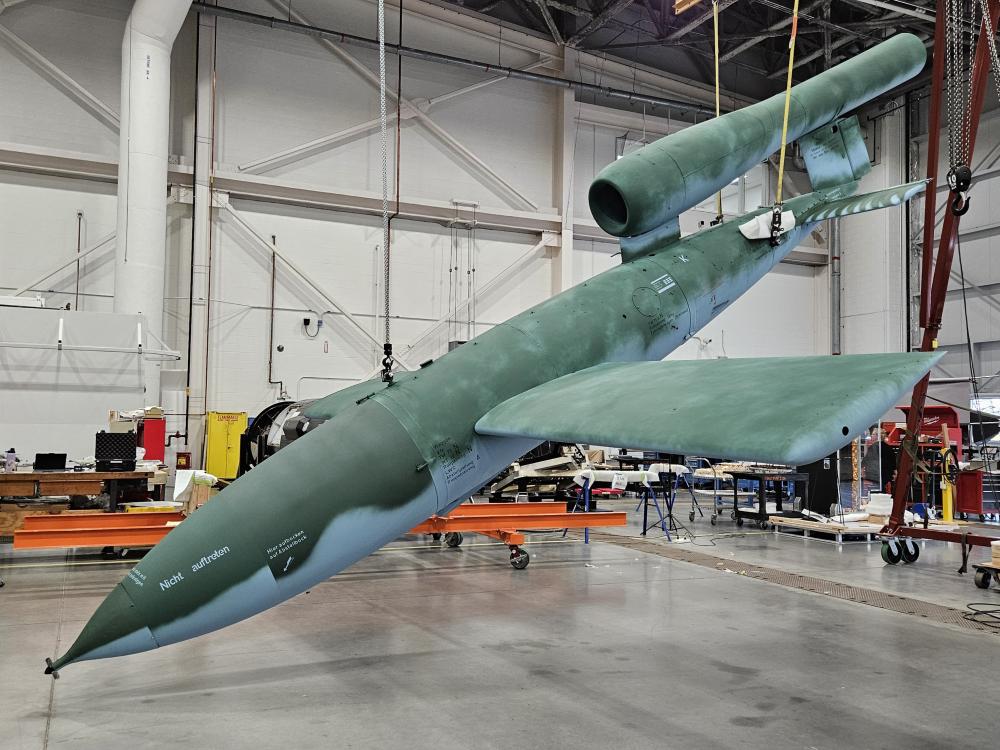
[475,353,942,466]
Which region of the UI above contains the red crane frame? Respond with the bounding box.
[884,0,1000,562]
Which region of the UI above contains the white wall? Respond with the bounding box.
[0,308,146,459]
[838,106,908,355]
[920,107,1000,394]
[0,0,829,465]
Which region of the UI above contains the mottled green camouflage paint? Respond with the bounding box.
[797,179,929,222]
[589,33,925,238]
[476,353,942,464]
[49,34,931,674]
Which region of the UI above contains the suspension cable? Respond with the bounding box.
[712,0,723,224]
[770,0,800,245]
[377,0,393,383]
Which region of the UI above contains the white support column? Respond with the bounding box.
[113,0,191,405]
[554,48,577,294]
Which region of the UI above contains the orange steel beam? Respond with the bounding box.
[14,524,176,550]
[12,503,624,551]
[410,511,626,534]
[442,502,573,516]
[477,529,527,545]
[19,512,185,530]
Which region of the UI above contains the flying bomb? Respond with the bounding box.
[47,32,939,675]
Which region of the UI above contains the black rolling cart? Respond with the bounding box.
[729,470,808,530]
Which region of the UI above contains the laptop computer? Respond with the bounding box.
[34,453,67,472]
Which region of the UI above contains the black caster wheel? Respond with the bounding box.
[880,540,902,565]
[0,579,5,588]
[710,515,718,526]
[993,571,1000,586]
[101,546,116,559]
[757,520,768,530]
[689,511,696,522]
[431,533,442,542]
[980,514,987,523]
[730,511,736,520]
[510,547,530,569]
[736,518,744,528]
[444,532,463,548]
[975,569,992,589]
[900,539,920,564]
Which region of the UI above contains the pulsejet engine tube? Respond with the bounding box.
[589,32,927,238]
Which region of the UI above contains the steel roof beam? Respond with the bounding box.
[837,0,935,23]
[720,0,826,61]
[566,0,637,47]
[767,32,856,77]
[667,0,739,40]
[532,0,564,43]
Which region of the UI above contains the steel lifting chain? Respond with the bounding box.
[977,0,1000,115]
[945,0,976,215]
[377,0,393,383]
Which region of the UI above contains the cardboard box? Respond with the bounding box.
[185,482,214,515]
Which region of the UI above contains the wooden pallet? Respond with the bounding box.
[0,503,70,538]
[767,515,883,544]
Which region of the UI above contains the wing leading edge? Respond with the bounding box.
[475,353,942,466]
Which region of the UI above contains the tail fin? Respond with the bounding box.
[800,115,871,194]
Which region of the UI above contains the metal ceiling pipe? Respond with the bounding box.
[190,2,717,116]
[114,0,192,404]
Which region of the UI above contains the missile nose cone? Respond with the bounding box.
[46,583,156,675]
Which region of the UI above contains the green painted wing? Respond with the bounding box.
[475,353,942,465]
[796,180,928,224]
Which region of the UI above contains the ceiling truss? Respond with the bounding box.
[437,0,938,97]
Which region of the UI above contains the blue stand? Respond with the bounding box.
[565,478,591,544]
[638,482,669,538]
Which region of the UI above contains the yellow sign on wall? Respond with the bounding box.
[204,411,247,479]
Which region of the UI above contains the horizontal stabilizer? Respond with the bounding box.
[796,180,928,224]
[476,353,941,466]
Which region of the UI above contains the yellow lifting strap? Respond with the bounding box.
[713,0,722,221]
[774,0,800,208]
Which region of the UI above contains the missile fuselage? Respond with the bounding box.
[49,34,927,671]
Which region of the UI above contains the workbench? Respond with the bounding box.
[0,469,165,511]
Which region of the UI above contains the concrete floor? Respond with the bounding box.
[3,521,1000,749]
[600,496,1000,610]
